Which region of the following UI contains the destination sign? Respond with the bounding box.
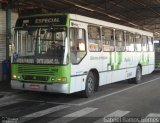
[14,58,60,64]
[16,15,67,27]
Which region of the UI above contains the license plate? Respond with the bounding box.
[30,84,40,89]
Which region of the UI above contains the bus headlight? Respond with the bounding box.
[51,78,55,81]
[12,75,17,80]
[57,77,67,82]
[51,77,67,83]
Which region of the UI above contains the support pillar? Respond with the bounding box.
[6,0,12,60]
[4,0,12,81]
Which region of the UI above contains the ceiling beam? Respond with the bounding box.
[79,0,146,28]
[13,0,56,12]
[129,0,160,17]
[57,0,139,27]
[0,0,7,3]
[124,6,160,13]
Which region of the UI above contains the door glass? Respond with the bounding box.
[70,28,86,64]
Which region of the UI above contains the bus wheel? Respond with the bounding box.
[82,72,95,98]
[134,66,142,84]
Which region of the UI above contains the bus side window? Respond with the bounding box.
[126,32,134,52]
[135,34,142,52]
[102,27,114,52]
[70,28,86,64]
[148,37,154,51]
[115,30,125,52]
[142,35,148,51]
[88,25,101,51]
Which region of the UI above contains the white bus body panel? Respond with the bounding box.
[69,15,154,93]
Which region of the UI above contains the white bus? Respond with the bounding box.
[11,14,154,97]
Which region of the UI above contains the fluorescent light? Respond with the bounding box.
[128,22,138,26]
[107,14,121,20]
[75,4,94,11]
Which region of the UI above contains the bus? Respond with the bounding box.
[11,14,154,97]
[154,40,160,69]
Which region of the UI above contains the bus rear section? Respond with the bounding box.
[154,40,160,70]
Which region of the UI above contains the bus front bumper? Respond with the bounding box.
[11,80,69,94]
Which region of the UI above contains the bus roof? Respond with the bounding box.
[69,14,153,37]
[16,13,153,37]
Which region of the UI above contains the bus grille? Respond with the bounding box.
[18,64,52,75]
[22,75,49,81]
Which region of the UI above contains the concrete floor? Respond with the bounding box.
[0,71,160,123]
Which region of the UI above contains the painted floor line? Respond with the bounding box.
[0,94,19,102]
[19,105,70,123]
[140,113,160,123]
[16,98,80,106]
[105,110,130,117]
[0,100,22,108]
[78,77,160,106]
[48,107,98,123]
[94,110,130,123]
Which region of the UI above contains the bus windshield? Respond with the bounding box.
[12,26,68,64]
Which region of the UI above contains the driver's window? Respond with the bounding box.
[40,29,53,52]
[70,28,86,64]
[40,27,66,54]
[56,32,65,41]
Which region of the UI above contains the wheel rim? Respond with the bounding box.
[87,77,94,94]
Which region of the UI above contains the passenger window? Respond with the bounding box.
[142,35,148,51]
[88,25,101,51]
[135,34,142,51]
[148,37,154,51]
[126,32,134,51]
[102,27,114,51]
[115,30,125,51]
[70,28,86,64]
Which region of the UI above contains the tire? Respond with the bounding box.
[94,73,99,92]
[82,72,95,98]
[132,66,142,84]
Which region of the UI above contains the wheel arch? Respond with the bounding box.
[88,68,99,91]
[138,63,142,71]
